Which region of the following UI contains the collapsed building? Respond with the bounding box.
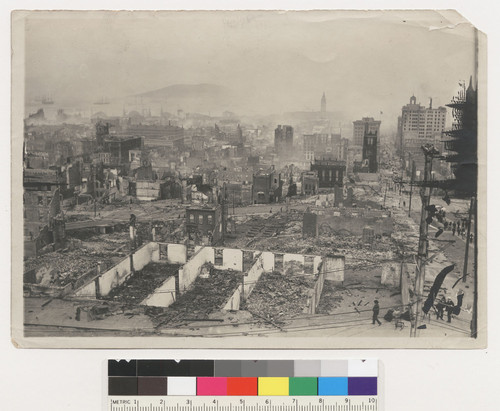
[310,157,346,189]
[186,204,226,246]
[303,207,393,238]
[23,169,66,258]
[24,240,345,326]
[252,167,283,204]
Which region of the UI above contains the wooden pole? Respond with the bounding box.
[462,197,474,282]
[408,161,416,217]
[413,151,432,337]
[383,181,388,208]
[471,196,478,338]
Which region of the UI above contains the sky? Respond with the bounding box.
[20,10,477,132]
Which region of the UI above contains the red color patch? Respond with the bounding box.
[227,377,258,396]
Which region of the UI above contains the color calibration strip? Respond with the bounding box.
[108,360,378,396]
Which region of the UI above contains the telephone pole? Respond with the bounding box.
[462,197,474,282]
[383,181,388,208]
[471,196,478,338]
[92,165,97,218]
[408,160,416,217]
[412,145,437,337]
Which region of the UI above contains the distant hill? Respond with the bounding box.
[130,83,236,115]
[132,83,231,100]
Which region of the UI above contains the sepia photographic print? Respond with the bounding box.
[11,10,486,348]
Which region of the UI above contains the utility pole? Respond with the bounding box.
[408,160,416,217]
[383,181,388,208]
[221,183,227,243]
[412,146,435,337]
[92,165,97,218]
[471,196,478,338]
[398,164,404,208]
[462,197,474,282]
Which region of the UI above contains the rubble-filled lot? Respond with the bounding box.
[243,270,316,324]
[24,234,130,287]
[153,265,243,326]
[64,198,185,224]
[317,270,400,320]
[24,251,103,287]
[105,262,180,305]
[226,214,289,248]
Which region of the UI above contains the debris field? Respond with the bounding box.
[154,265,243,326]
[105,262,181,305]
[243,270,316,324]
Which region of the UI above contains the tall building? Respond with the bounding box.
[321,92,326,114]
[303,133,341,161]
[362,126,378,173]
[352,117,381,147]
[443,76,477,195]
[397,96,447,159]
[274,125,294,157]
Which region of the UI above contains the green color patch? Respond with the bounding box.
[289,377,318,396]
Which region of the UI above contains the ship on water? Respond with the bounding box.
[94,96,110,105]
[41,95,54,104]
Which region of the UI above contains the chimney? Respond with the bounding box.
[429,98,433,109]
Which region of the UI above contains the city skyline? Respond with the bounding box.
[24,10,476,134]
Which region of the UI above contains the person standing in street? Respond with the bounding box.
[372,300,381,325]
[446,299,455,323]
[436,296,446,320]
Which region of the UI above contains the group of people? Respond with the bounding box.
[443,219,473,243]
[435,296,456,323]
[371,291,464,326]
[448,219,469,238]
[435,291,465,323]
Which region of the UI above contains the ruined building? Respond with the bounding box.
[443,76,478,196]
[186,204,225,246]
[301,171,319,196]
[252,167,283,204]
[95,121,144,165]
[23,169,65,258]
[362,125,378,173]
[274,125,294,158]
[310,157,346,189]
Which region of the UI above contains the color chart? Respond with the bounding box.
[107,360,380,411]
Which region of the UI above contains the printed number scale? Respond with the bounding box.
[108,396,379,411]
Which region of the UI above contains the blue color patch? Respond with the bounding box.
[318,377,348,396]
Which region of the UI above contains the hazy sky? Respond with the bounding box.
[22,10,477,131]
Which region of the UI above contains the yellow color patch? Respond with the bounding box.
[258,377,289,396]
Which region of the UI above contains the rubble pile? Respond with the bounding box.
[24,251,102,287]
[247,234,396,271]
[155,267,242,325]
[77,233,130,256]
[316,280,343,314]
[243,271,316,323]
[106,263,180,305]
[135,219,184,243]
[280,220,302,235]
[65,214,93,223]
